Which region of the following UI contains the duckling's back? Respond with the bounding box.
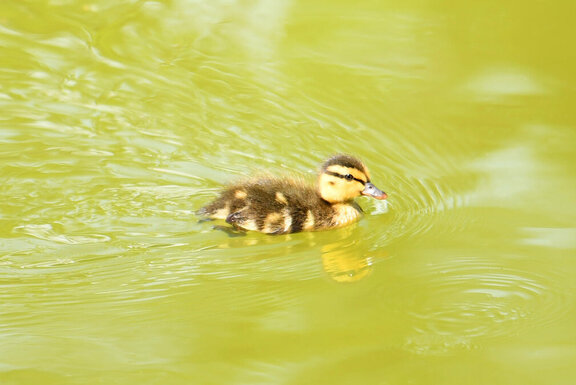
[199,177,338,234]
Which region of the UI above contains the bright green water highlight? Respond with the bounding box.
[1,0,575,384]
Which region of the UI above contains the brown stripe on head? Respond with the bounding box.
[321,154,370,180]
[325,164,368,184]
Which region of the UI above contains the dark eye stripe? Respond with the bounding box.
[325,171,366,185]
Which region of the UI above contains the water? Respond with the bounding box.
[1,0,575,384]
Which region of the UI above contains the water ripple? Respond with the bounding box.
[404,258,569,342]
[371,173,472,242]
[13,224,110,244]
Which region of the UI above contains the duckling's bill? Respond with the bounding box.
[361,182,387,200]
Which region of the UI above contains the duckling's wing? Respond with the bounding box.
[225,209,259,232]
[225,209,288,235]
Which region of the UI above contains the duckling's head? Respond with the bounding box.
[318,154,387,203]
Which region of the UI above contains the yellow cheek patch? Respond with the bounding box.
[319,173,363,203]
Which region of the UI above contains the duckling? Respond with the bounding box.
[197,154,387,234]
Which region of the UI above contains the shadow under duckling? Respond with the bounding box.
[197,154,387,234]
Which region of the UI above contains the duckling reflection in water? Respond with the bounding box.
[202,224,386,283]
[198,154,387,234]
[320,225,380,283]
[322,247,372,282]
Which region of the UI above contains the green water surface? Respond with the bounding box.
[1,0,575,384]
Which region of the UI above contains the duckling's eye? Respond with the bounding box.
[345,174,354,181]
